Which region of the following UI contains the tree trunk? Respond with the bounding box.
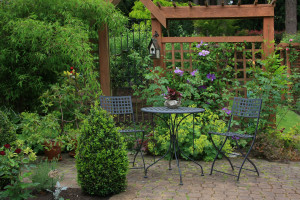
[285,0,297,34]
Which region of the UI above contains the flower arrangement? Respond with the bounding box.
[164,87,182,101]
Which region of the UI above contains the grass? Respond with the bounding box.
[276,107,300,132]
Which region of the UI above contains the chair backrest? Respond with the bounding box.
[99,96,134,115]
[231,97,262,118]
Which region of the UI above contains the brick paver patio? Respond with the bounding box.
[58,153,300,200]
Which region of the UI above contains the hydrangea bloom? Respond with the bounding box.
[174,67,184,76]
[206,73,216,81]
[198,50,210,56]
[190,69,198,76]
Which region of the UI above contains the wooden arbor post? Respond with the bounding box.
[98,0,121,96]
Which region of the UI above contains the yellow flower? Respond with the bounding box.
[24,147,33,154]
[28,152,37,161]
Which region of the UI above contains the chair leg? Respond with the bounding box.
[132,132,146,170]
[235,139,259,181]
[209,135,234,175]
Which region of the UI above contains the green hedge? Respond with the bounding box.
[76,102,128,196]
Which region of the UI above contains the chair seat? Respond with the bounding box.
[208,131,253,138]
[119,129,145,133]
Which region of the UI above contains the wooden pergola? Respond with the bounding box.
[99,0,276,96]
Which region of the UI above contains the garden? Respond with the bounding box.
[0,0,300,199]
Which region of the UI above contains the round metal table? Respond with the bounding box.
[141,107,205,185]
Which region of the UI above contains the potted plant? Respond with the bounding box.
[164,87,182,109]
[40,114,63,161]
[65,129,80,158]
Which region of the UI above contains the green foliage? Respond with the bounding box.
[254,125,300,161]
[194,19,240,36]
[0,110,16,147]
[134,42,239,111]
[0,140,38,199]
[76,102,128,196]
[0,0,126,112]
[148,109,232,161]
[31,160,62,192]
[18,112,61,153]
[245,46,291,129]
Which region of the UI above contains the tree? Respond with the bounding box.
[285,0,297,34]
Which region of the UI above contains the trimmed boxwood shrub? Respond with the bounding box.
[76,102,128,196]
[0,110,16,146]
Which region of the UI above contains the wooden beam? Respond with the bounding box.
[188,1,193,7]
[161,36,264,43]
[254,0,258,6]
[238,0,241,6]
[263,17,275,57]
[140,0,167,28]
[152,5,274,20]
[99,25,111,96]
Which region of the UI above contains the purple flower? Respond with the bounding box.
[198,85,207,90]
[206,73,216,81]
[196,41,203,48]
[198,50,210,56]
[190,69,198,76]
[187,79,190,83]
[222,107,231,115]
[232,136,240,140]
[174,67,184,76]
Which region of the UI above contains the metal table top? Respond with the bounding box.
[141,107,205,114]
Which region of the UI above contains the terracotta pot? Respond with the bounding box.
[43,140,62,161]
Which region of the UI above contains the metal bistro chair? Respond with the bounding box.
[99,96,145,170]
[209,97,262,181]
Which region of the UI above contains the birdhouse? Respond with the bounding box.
[148,38,160,59]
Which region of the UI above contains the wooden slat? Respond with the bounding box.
[180,43,184,67]
[161,36,264,43]
[151,5,274,19]
[172,43,175,68]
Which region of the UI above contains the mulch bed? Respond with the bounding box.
[28,188,110,200]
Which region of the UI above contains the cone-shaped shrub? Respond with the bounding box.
[76,102,128,196]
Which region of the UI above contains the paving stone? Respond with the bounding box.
[44,153,300,200]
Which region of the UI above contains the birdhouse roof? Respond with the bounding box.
[148,38,160,50]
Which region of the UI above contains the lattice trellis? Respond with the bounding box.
[161,40,263,97]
